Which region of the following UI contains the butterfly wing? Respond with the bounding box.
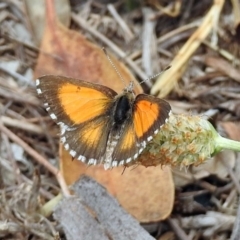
[133,94,171,142]
[62,114,113,164]
[111,94,171,166]
[36,75,117,164]
[110,120,138,166]
[36,75,117,126]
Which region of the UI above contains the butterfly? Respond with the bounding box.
[36,75,171,169]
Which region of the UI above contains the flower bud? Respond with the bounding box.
[136,114,220,167]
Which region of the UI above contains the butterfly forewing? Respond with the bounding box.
[62,115,113,164]
[37,75,117,127]
[133,94,171,141]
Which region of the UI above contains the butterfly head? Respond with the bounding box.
[125,81,134,92]
[121,80,135,98]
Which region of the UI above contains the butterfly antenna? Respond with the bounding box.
[139,65,171,85]
[102,48,127,87]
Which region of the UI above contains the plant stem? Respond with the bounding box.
[215,135,240,152]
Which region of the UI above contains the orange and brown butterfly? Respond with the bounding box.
[36,76,171,169]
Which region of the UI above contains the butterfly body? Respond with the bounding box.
[113,93,132,124]
[36,75,171,169]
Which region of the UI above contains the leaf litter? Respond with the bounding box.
[0,0,240,239]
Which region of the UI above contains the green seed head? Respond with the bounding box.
[136,114,219,167]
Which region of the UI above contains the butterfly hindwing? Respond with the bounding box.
[62,115,113,164]
[111,120,138,165]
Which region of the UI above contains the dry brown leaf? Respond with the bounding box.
[219,122,240,141]
[34,0,141,93]
[204,56,240,83]
[34,0,174,222]
[231,0,240,26]
[25,0,71,45]
[60,147,174,222]
[158,231,175,240]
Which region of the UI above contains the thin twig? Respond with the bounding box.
[107,4,134,42]
[152,0,225,97]
[28,107,57,154]
[157,20,200,44]
[221,158,240,194]
[167,218,191,240]
[1,116,48,135]
[142,7,159,78]
[71,13,148,82]
[1,132,22,184]
[0,121,70,197]
[231,197,240,240]
[0,65,34,87]
[0,88,39,106]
